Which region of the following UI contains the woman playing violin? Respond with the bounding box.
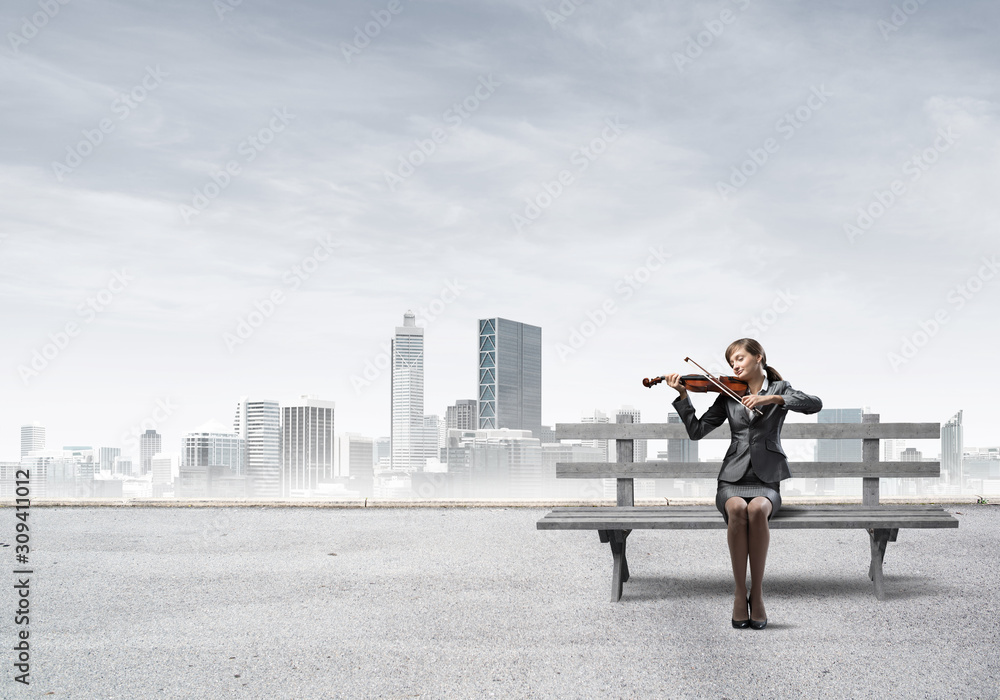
[663,338,822,630]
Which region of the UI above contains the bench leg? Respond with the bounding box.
[598,529,631,602]
[867,528,891,600]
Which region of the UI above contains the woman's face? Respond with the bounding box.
[728,348,764,377]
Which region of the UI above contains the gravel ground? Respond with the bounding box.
[1,505,998,699]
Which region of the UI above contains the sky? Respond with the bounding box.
[2,0,998,462]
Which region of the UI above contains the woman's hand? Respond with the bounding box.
[664,373,687,398]
[741,394,782,410]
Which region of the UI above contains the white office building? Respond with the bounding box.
[281,396,335,497]
[235,398,281,498]
[151,452,180,485]
[21,423,45,458]
[183,424,245,474]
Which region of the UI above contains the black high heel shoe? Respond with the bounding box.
[732,597,750,629]
[748,595,767,630]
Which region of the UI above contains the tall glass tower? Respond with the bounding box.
[391,310,425,472]
[478,318,542,438]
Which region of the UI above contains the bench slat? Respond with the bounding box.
[554,422,940,440]
[537,505,958,530]
[538,518,957,530]
[541,512,954,521]
[545,513,957,530]
[555,461,941,478]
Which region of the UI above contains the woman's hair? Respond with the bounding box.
[725,338,784,382]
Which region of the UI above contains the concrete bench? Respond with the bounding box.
[536,415,959,601]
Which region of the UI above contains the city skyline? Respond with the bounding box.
[6,305,977,466]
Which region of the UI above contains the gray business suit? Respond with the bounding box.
[671,379,823,483]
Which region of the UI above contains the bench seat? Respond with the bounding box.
[537,504,960,530]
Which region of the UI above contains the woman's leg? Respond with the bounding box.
[746,496,773,620]
[725,497,750,620]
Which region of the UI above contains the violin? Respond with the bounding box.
[642,356,764,416]
[643,374,749,394]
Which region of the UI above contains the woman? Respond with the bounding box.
[663,338,822,630]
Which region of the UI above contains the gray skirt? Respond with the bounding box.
[716,465,781,524]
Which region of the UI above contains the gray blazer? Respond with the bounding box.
[671,379,823,483]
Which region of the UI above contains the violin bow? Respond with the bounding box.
[683,356,764,416]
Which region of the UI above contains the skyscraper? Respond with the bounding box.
[477,317,541,438]
[941,410,963,488]
[139,429,161,475]
[20,422,45,458]
[391,310,425,472]
[281,396,335,497]
[234,398,281,498]
[446,399,477,431]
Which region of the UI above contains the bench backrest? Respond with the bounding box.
[554,415,941,506]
